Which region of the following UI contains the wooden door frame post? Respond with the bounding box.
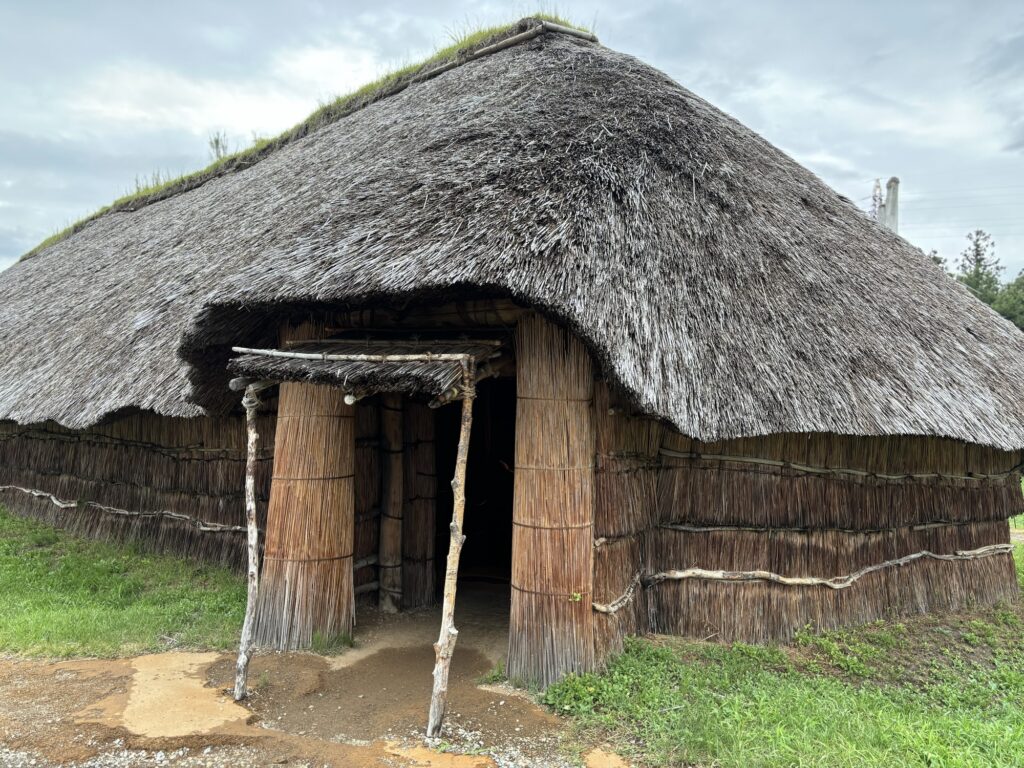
[234,381,271,701]
[379,393,404,612]
[426,360,476,737]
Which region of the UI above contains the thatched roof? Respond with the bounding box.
[3,18,1024,449]
[228,340,502,399]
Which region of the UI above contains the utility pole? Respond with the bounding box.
[875,177,900,234]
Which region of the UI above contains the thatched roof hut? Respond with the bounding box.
[1,18,1021,698]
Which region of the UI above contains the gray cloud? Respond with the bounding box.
[2,0,1023,274]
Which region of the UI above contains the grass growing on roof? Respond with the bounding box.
[547,544,1024,768]
[0,506,245,657]
[23,14,588,261]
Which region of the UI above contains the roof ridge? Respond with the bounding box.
[21,17,598,261]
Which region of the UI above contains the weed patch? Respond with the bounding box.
[0,507,244,657]
[547,548,1024,767]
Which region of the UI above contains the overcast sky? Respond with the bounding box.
[1,1,1022,275]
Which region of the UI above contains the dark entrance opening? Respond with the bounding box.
[434,376,516,591]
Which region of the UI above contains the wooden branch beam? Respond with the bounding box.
[0,485,250,533]
[228,377,277,393]
[283,338,503,350]
[234,384,263,701]
[232,346,476,364]
[379,393,403,613]
[592,571,642,615]
[644,544,1014,592]
[428,359,503,408]
[658,520,1008,535]
[355,581,381,596]
[426,362,476,738]
[659,448,1024,482]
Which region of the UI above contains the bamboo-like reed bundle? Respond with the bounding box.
[403,401,437,608]
[253,382,355,649]
[379,393,403,612]
[508,315,595,687]
[354,399,381,600]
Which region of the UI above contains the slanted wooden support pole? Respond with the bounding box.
[234,382,266,700]
[378,393,403,613]
[426,361,476,738]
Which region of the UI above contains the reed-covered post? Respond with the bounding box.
[508,314,596,687]
[426,361,475,737]
[403,401,437,608]
[378,393,403,612]
[234,382,265,700]
[254,382,356,649]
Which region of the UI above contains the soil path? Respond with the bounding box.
[0,585,629,767]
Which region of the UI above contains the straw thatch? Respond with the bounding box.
[2,19,1024,455]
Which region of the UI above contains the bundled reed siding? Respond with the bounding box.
[378,394,403,611]
[355,398,381,602]
[651,431,1023,642]
[402,401,437,609]
[591,382,663,663]
[0,413,273,566]
[254,383,356,649]
[508,315,596,686]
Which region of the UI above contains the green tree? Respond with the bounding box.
[954,230,1002,305]
[993,270,1024,331]
[927,248,948,272]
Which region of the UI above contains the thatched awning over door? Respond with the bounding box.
[228,340,502,401]
[229,336,492,734]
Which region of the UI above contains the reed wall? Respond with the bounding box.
[355,398,382,601]
[254,382,356,649]
[0,413,275,566]
[591,381,663,663]
[648,430,1023,642]
[508,314,596,687]
[402,401,437,609]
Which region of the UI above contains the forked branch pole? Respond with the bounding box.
[234,384,264,701]
[426,363,476,737]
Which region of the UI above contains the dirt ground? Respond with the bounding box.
[0,583,628,768]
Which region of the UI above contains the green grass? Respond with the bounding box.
[479,662,508,685]
[310,630,355,654]
[23,13,587,260]
[0,506,245,657]
[547,544,1024,768]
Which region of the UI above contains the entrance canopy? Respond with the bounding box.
[228,336,505,733]
[229,339,503,402]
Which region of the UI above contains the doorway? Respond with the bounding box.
[433,377,516,592]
